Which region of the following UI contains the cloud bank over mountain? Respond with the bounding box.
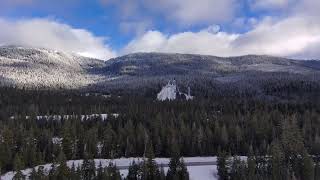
[0,0,320,60]
[123,16,320,59]
[0,18,116,60]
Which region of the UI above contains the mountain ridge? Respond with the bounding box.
[0,46,319,92]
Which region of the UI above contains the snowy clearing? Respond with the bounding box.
[1,157,219,180]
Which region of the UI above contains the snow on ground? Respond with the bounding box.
[51,137,63,145]
[1,157,218,180]
[9,113,120,122]
[187,165,218,180]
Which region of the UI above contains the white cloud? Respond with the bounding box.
[250,0,293,10]
[123,15,320,59]
[0,18,116,60]
[119,20,153,36]
[100,0,237,27]
[294,0,320,16]
[144,0,237,25]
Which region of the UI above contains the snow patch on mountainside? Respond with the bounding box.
[157,80,194,101]
[157,81,177,101]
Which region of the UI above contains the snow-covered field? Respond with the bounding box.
[1,157,219,180]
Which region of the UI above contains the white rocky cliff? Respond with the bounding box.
[157,80,194,101]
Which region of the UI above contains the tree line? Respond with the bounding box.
[0,81,319,179]
[11,140,189,180]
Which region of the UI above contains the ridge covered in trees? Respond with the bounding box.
[0,77,319,179]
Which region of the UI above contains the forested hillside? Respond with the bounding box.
[1,47,320,179]
[0,75,319,179]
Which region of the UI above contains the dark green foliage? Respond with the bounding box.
[81,155,96,180]
[166,157,189,180]
[126,161,140,180]
[103,162,121,180]
[0,82,319,179]
[270,140,286,180]
[56,151,71,180]
[229,157,246,180]
[301,151,314,180]
[140,140,160,180]
[247,150,256,180]
[13,154,25,180]
[217,151,228,180]
[315,161,320,180]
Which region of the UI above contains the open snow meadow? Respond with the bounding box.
[2,157,219,180]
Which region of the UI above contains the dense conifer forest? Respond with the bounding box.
[0,78,319,179]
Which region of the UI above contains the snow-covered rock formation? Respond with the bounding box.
[184,87,194,100]
[157,80,194,101]
[157,80,177,101]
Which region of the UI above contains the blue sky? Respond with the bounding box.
[0,0,319,60]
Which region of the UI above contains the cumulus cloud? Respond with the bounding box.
[0,18,116,60]
[100,0,237,27]
[119,20,153,36]
[250,0,293,10]
[143,0,237,25]
[294,0,320,16]
[123,15,320,59]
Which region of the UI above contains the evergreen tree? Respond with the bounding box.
[29,168,37,180]
[230,157,246,180]
[141,139,160,180]
[315,161,320,180]
[127,161,140,180]
[37,166,47,180]
[48,164,57,180]
[96,162,104,180]
[62,124,73,160]
[271,140,286,180]
[81,154,96,180]
[247,150,256,180]
[0,161,2,179]
[217,151,228,180]
[13,154,25,180]
[104,162,121,180]
[166,156,189,180]
[301,151,314,180]
[70,163,80,180]
[56,151,70,180]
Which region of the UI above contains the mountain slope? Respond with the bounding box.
[96,52,320,91]
[105,53,318,77]
[0,46,319,92]
[0,46,105,89]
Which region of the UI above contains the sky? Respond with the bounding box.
[0,0,319,60]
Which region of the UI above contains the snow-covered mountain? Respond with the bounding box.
[0,46,320,91]
[0,46,105,89]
